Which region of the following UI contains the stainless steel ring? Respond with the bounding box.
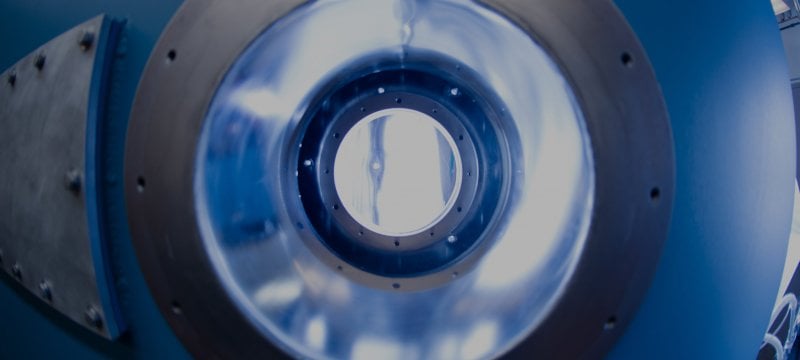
[125,0,673,358]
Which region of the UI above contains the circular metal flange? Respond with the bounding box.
[293,55,509,290]
[125,0,674,359]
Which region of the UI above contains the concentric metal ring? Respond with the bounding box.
[125,0,674,358]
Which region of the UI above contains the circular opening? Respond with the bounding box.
[650,187,661,202]
[167,49,177,62]
[136,176,146,192]
[333,108,462,236]
[171,301,183,315]
[621,52,634,67]
[604,316,617,330]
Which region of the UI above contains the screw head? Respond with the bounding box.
[10,263,22,280]
[34,54,46,71]
[84,306,103,329]
[65,169,82,194]
[39,281,52,301]
[79,31,94,51]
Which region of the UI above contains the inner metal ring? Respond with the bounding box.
[293,57,506,281]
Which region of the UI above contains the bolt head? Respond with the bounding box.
[79,31,95,51]
[39,281,52,301]
[10,263,22,280]
[65,169,82,194]
[84,306,103,329]
[34,54,45,71]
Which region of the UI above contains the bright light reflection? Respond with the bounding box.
[253,279,303,307]
[351,337,416,360]
[475,103,588,291]
[461,321,499,359]
[305,315,327,350]
[334,108,461,236]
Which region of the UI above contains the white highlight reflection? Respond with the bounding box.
[253,279,302,308]
[461,321,499,359]
[305,315,327,350]
[334,108,461,236]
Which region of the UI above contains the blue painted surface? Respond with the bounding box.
[0,0,188,358]
[0,0,795,358]
[610,0,796,358]
[85,16,125,340]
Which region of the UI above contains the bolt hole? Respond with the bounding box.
[171,301,183,315]
[325,168,330,174]
[136,176,146,192]
[337,265,343,271]
[457,206,462,213]
[621,52,634,67]
[333,132,340,139]
[604,316,617,330]
[429,231,435,237]
[458,134,464,141]
[394,240,400,247]
[296,222,304,230]
[167,49,177,62]
[432,108,438,114]
[392,283,400,289]
[360,107,366,113]
[7,72,16,87]
[452,271,459,278]
[650,187,661,202]
[333,203,339,210]
[395,97,402,104]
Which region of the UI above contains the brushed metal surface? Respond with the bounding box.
[0,14,118,339]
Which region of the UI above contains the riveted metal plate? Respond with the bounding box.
[0,14,123,339]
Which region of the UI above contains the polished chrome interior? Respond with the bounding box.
[194,0,594,358]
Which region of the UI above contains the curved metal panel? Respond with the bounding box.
[0,0,189,358]
[0,14,123,339]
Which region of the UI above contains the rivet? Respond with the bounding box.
[39,281,52,301]
[79,31,94,51]
[85,306,103,329]
[34,54,46,71]
[11,263,22,280]
[65,169,82,194]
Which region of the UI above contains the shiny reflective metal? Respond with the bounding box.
[0,15,122,339]
[126,0,673,358]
